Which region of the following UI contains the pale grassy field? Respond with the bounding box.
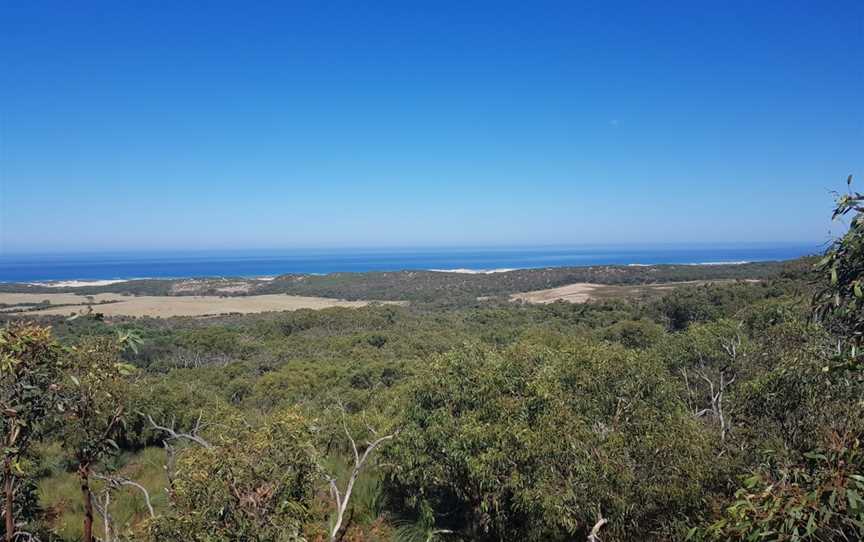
[0,292,394,318]
[0,292,126,305]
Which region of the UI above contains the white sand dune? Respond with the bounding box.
[510,283,600,304]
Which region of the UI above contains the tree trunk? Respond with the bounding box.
[80,463,94,542]
[4,457,13,542]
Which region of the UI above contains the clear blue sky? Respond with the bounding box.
[1,0,861,253]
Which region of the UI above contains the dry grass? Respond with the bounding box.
[38,446,170,540]
[0,292,398,318]
[0,292,127,305]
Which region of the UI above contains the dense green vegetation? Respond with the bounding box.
[2,191,862,541]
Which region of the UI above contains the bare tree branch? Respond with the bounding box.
[691,328,742,442]
[92,487,113,542]
[93,473,156,519]
[340,408,359,467]
[587,507,608,542]
[140,412,212,449]
[324,403,399,542]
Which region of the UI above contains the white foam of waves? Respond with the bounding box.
[30,279,131,288]
[686,261,751,266]
[628,261,751,267]
[429,268,516,274]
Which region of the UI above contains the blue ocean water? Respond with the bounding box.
[0,244,821,283]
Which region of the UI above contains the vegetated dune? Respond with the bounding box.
[0,292,397,318]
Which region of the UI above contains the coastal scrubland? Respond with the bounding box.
[2,193,862,541]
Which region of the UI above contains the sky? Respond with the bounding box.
[1,0,862,253]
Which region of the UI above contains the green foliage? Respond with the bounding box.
[1,323,63,466]
[123,370,235,449]
[0,323,63,536]
[147,409,319,541]
[702,433,864,541]
[384,342,714,541]
[650,281,787,331]
[814,175,864,359]
[7,244,855,539]
[658,319,750,377]
[57,336,129,467]
[601,319,665,348]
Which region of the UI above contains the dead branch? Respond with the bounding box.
[587,508,608,542]
[692,328,741,441]
[141,412,212,449]
[92,487,113,542]
[93,473,156,519]
[324,405,399,542]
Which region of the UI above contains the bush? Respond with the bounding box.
[147,410,319,541]
[702,432,864,541]
[384,342,714,541]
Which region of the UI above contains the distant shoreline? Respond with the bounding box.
[0,256,795,286]
[0,258,794,318]
[4,259,768,286]
[1,243,817,284]
[0,258,800,317]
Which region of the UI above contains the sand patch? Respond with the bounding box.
[511,279,759,304]
[510,283,600,304]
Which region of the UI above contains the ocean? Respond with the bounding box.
[0,243,821,283]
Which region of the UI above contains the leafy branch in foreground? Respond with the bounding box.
[0,325,62,542]
[146,410,318,541]
[701,432,864,541]
[814,174,864,361]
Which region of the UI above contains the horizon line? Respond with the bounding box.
[0,240,827,259]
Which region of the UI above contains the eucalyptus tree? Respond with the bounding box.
[0,324,63,542]
[814,175,864,360]
[384,342,713,541]
[148,409,319,541]
[657,319,749,442]
[56,336,133,542]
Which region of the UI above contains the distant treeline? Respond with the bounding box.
[258,259,809,303]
